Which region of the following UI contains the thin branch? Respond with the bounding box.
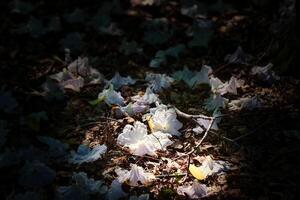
[174,107,213,120]
[156,173,187,178]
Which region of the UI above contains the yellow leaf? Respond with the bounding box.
[189,164,206,180]
[146,116,154,132]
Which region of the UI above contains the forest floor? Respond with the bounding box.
[0,0,299,199]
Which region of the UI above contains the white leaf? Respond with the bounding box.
[177,180,207,199]
[115,164,155,186]
[98,84,125,106]
[150,107,182,136]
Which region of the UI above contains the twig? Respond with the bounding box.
[174,107,213,120]
[186,117,215,165]
[156,173,187,178]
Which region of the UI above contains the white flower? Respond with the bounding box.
[108,72,136,89]
[131,87,159,105]
[228,96,261,111]
[106,180,128,200]
[203,94,228,112]
[210,76,243,95]
[192,110,221,135]
[149,107,182,136]
[190,65,212,86]
[119,102,148,116]
[145,73,173,92]
[115,164,155,186]
[197,156,229,177]
[177,180,207,199]
[117,121,173,156]
[98,84,125,106]
[190,156,229,180]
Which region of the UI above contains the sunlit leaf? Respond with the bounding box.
[189,164,206,180]
[189,156,229,180]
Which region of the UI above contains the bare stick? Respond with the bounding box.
[156,173,187,178]
[174,107,213,120]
